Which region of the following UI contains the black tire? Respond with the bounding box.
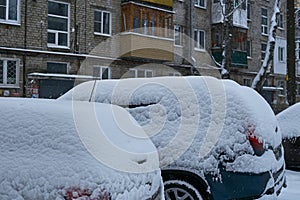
[164,180,204,200]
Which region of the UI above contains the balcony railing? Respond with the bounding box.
[212,49,248,67]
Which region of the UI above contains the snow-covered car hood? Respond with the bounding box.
[276,102,300,138]
[0,98,161,200]
[59,76,283,174]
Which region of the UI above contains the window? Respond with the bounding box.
[261,42,267,61]
[47,62,68,74]
[277,80,285,95]
[296,39,300,60]
[247,2,251,20]
[247,39,252,57]
[93,66,111,79]
[169,72,181,76]
[194,29,205,50]
[261,8,268,35]
[94,10,111,36]
[174,24,182,46]
[0,58,19,87]
[47,1,70,48]
[277,13,283,29]
[0,0,20,24]
[122,4,173,38]
[129,69,153,78]
[297,84,300,95]
[234,0,246,10]
[243,78,251,87]
[278,46,284,62]
[195,0,206,8]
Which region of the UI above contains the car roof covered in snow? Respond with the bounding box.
[276,102,300,138]
[59,76,282,174]
[0,98,160,200]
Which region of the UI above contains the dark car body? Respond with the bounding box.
[277,103,300,170]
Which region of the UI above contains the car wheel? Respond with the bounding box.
[164,180,204,200]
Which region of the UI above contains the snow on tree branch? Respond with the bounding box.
[251,0,281,91]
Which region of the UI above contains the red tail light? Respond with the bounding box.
[246,125,265,156]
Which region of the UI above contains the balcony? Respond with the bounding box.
[120,32,174,61]
[212,49,248,67]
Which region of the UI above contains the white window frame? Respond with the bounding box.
[93,66,111,79]
[277,13,284,29]
[243,78,252,87]
[261,42,267,62]
[47,0,70,48]
[278,46,285,62]
[194,29,206,50]
[277,80,286,96]
[94,10,112,36]
[174,24,182,46]
[0,58,19,88]
[0,0,20,25]
[261,7,268,35]
[129,69,153,78]
[168,72,181,76]
[194,0,206,9]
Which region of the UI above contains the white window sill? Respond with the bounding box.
[261,33,268,37]
[0,20,21,26]
[194,5,206,9]
[174,44,183,48]
[94,32,112,37]
[194,48,206,52]
[277,27,284,31]
[0,85,20,89]
[47,44,70,50]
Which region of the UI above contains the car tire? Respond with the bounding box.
[164,180,204,200]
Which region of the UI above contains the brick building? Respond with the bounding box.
[0,0,299,106]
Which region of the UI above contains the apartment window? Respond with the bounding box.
[94,10,111,36]
[296,39,300,60]
[297,84,300,95]
[247,3,251,20]
[47,62,68,74]
[261,42,267,61]
[0,58,19,86]
[247,40,252,57]
[234,0,246,10]
[0,0,20,24]
[194,29,205,50]
[174,24,182,46]
[195,0,206,8]
[261,8,268,35]
[129,69,153,78]
[277,80,285,96]
[277,14,283,29]
[243,78,251,87]
[278,46,285,62]
[93,66,111,79]
[47,1,69,48]
[122,4,173,38]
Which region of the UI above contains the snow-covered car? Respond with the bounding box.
[277,103,300,170]
[0,98,162,200]
[60,76,285,199]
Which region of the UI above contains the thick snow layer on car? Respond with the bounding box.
[276,103,300,138]
[60,76,283,174]
[0,98,161,200]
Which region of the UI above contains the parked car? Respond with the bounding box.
[0,98,162,200]
[60,76,286,199]
[277,103,300,170]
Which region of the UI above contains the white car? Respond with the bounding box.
[60,76,285,199]
[0,98,162,200]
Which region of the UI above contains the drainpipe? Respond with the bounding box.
[190,0,195,75]
[23,0,28,97]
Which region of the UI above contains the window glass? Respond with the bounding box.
[48,1,68,16]
[7,60,16,84]
[0,60,3,84]
[47,62,68,74]
[103,12,110,34]
[48,16,68,31]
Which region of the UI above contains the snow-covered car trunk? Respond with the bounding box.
[277,103,300,170]
[0,98,162,200]
[59,76,285,199]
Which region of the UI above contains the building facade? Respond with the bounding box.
[0,0,298,107]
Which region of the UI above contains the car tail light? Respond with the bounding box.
[246,125,265,156]
[64,187,110,200]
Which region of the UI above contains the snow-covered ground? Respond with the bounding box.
[278,170,300,200]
